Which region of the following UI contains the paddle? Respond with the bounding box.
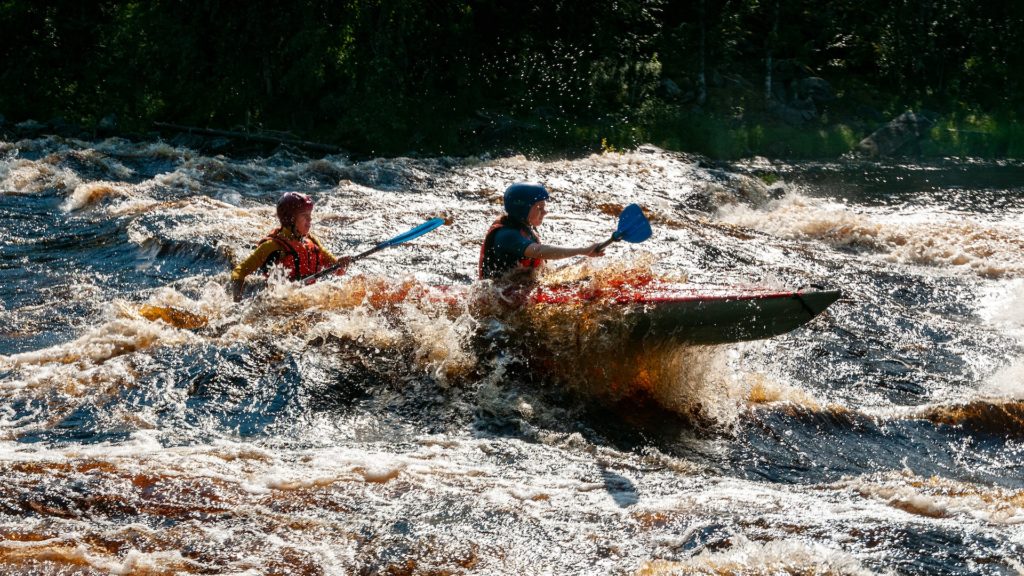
[595,203,652,252]
[301,217,445,283]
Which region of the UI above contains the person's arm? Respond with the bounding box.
[523,242,605,260]
[230,240,280,301]
[309,234,351,276]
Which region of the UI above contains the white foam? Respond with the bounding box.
[718,191,1024,278]
[837,471,1024,526]
[5,305,197,369]
[89,137,191,162]
[977,280,1024,398]
[1,158,82,194]
[306,305,403,348]
[643,535,875,575]
[400,294,478,381]
[62,180,129,211]
[88,548,198,575]
[981,359,1024,399]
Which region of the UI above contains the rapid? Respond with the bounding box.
[1,136,1022,575]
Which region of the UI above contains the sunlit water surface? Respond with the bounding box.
[1,137,1023,575]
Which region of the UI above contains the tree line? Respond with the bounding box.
[2,0,1021,157]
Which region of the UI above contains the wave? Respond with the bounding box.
[2,298,204,370]
[915,400,1024,436]
[1,265,767,442]
[983,359,1024,399]
[836,470,1024,525]
[639,536,875,576]
[0,435,656,574]
[0,157,82,196]
[717,192,1024,278]
[63,181,134,211]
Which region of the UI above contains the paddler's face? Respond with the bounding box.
[527,200,547,227]
[293,209,313,236]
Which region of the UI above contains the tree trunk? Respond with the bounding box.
[697,0,707,106]
[765,0,779,106]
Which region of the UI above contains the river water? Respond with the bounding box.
[1,136,1022,575]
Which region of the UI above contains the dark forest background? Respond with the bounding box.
[2,0,1022,158]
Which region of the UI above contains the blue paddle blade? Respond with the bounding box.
[378,217,445,248]
[616,203,652,243]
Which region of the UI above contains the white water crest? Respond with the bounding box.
[717,189,1024,279]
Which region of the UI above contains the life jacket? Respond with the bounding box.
[260,228,326,281]
[479,216,543,280]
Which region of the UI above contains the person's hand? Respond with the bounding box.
[333,256,353,275]
[230,279,244,302]
[584,243,606,257]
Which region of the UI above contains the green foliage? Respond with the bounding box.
[627,100,861,159]
[923,112,1024,158]
[0,0,1021,159]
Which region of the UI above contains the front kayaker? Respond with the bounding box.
[230,192,350,301]
[479,182,605,281]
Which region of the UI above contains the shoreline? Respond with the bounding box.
[2,112,1022,163]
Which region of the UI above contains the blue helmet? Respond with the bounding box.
[503,182,549,222]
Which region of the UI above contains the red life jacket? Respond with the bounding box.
[261,228,326,281]
[478,217,543,280]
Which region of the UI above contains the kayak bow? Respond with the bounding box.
[528,282,841,345]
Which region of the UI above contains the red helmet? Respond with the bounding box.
[276,192,314,226]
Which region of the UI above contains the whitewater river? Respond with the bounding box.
[1,136,1022,575]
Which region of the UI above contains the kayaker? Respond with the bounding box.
[230,192,350,301]
[479,182,604,281]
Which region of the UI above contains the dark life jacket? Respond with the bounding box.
[260,228,326,281]
[478,216,543,280]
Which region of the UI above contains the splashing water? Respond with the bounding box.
[1,139,1023,573]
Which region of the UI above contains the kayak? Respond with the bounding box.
[137,278,840,347]
[524,281,841,346]
[320,277,841,347]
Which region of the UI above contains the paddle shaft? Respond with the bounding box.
[595,234,619,253]
[303,244,384,282]
[299,217,444,283]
